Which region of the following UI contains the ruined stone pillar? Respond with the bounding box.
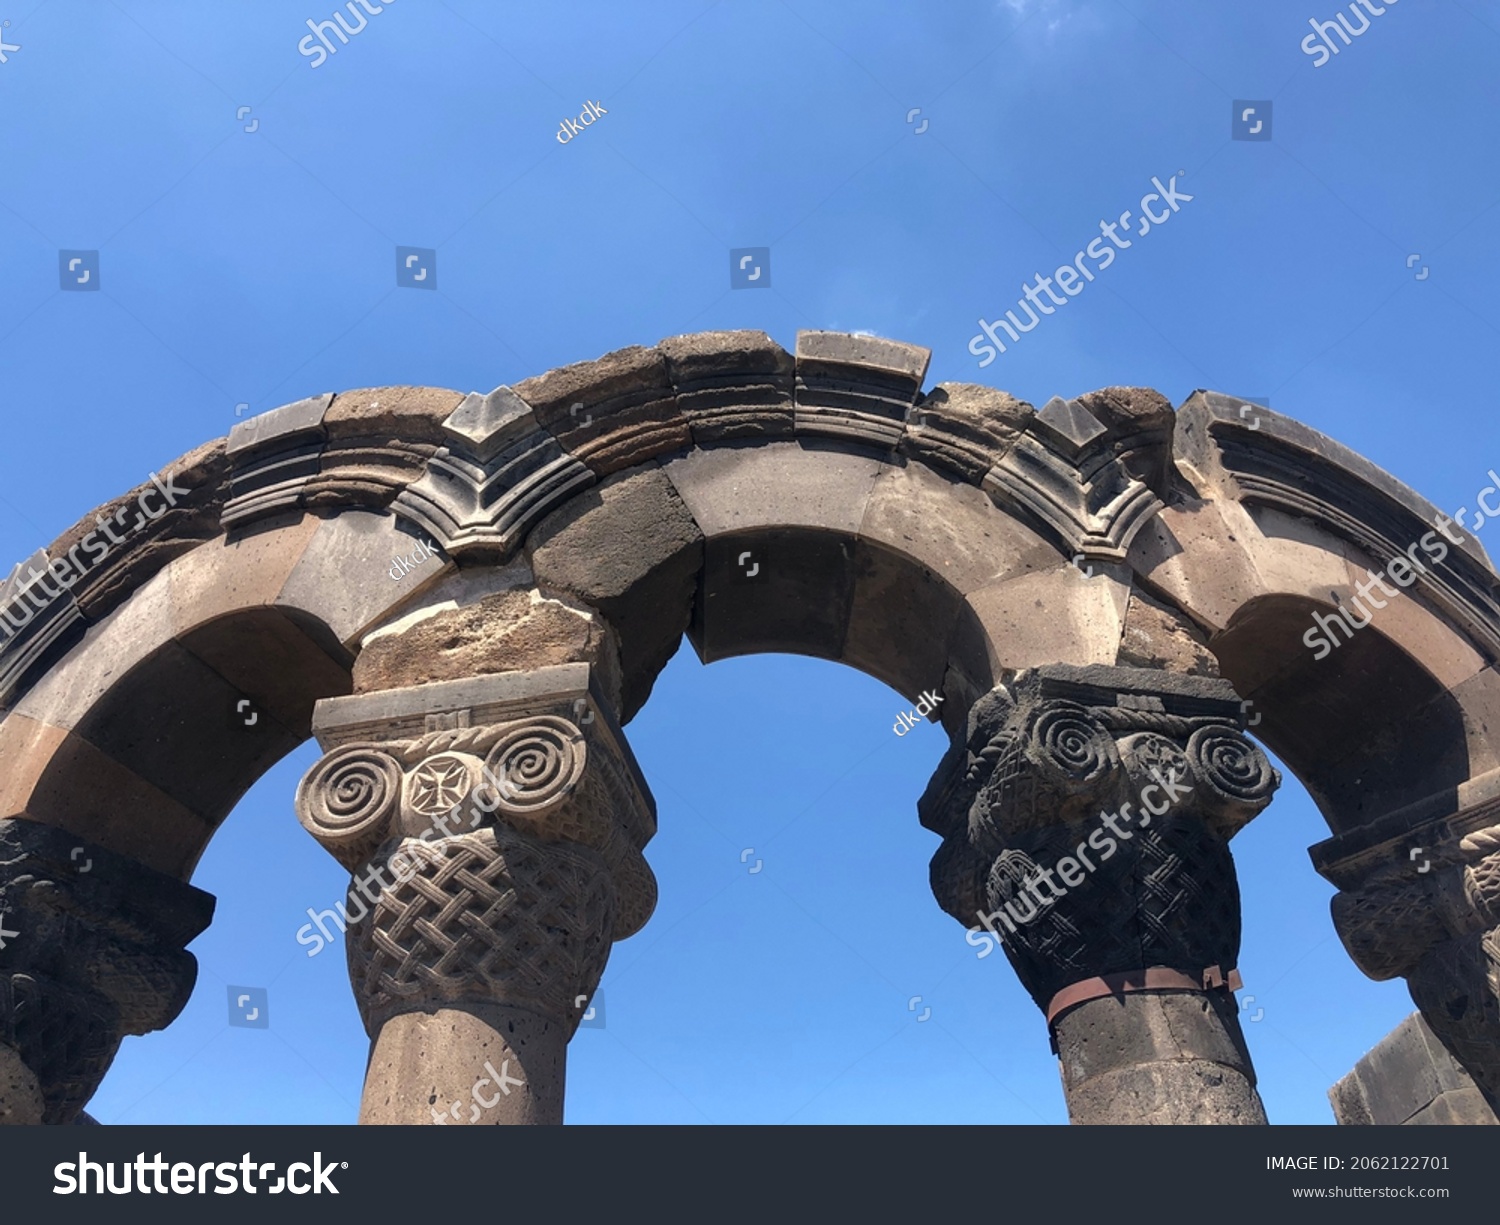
[1327,805,1500,1118]
[295,664,655,1125]
[0,819,214,1124]
[922,664,1280,1124]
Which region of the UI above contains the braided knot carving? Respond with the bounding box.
[1331,828,1500,983]
[1328,816,1500,1111]
[0,819,213,1124]
[299,673,658,1040]
[921,664,1278,1011]
[347,825,615,1036]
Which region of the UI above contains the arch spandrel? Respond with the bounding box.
[1,329,1499,1125]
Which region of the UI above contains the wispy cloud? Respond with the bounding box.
[998,0,1101,38]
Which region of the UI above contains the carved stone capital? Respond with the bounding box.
[922,664,1279,1011]
[1321,801,1500,1113]
[0,819,214,1124]
[1328,810,1500,982]
[296,664,655,1034]
[1330,854,1498,983]
[1405,926,1500,1112]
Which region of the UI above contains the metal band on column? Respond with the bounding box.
[922,663,1279,1125]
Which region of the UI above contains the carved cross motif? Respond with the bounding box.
[408,754,474,818]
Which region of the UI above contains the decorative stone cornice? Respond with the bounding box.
[511,345,686,477]
[792,331,931,451]
[980,394,1170,569]
[391,387,596,561]
[0,550,85,710]
[1177,390,1500,661]
[658,330,794,444]
[221,394,334,528]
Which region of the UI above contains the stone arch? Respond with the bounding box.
[1,331,1497,1125]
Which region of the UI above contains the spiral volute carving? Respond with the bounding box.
[295,745,403,869]
[1023,702,1117,786]
[1187,727,1278,807]
[482,716,588,825]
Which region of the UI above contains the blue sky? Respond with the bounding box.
[3,0,1498,1124]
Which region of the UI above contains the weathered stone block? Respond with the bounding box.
[663,440,884,538]
[1117,587,1219,676]
[658,330,794,444]
[691,529,857,665]
[168,512,321,633]
[527,468,702,721]
[1330,1012,1499,1125]
[352,588,623,714]
[278,511,454,648]
[794,330,931,452]
[515,345,688,475]
[324,385,466,446]
[0,712,214,878]
[956,565,1131,678]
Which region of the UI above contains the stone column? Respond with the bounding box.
[922,663,1280,1124]
[0,819,214,1124]
[1328,808,1500,1118]
[295,664,655,1125]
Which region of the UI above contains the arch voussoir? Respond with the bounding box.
[2,330,1500,1125]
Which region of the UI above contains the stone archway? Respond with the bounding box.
[1,330,1497,1125]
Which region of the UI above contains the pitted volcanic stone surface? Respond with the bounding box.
[352,588,623,712]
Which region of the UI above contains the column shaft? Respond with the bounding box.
[296,665,656,1125]
[922,664,1279,1124]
